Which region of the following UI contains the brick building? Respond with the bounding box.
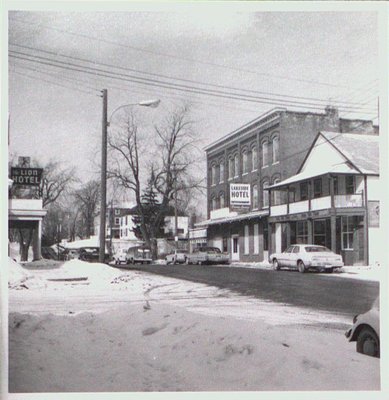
[195,106,378,263]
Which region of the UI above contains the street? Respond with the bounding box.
[8,260,380,392]
[116,263,379,317]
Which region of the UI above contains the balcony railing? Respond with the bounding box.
[270,193,364,217]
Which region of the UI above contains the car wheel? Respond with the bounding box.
[297,260,306,273]
[273,258,280,271]
[356,327,380,357]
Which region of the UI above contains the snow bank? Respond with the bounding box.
[8,258,47,290]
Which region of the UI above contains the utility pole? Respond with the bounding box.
[99,89,108,263]
[173,163,178,248]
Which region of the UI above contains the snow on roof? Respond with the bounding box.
[321,131,379,175]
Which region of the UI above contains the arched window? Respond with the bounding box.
[228,157,234,180]
[234,154,239,177]
[211,164,217,185]
[219,192,225,208]
[252,184,259,209]
[262,181,269,208]
[272,136,279,164]
[262,140,269,167]
[219,161,224,183]
[242,149,248,174]
[251,147,258,171]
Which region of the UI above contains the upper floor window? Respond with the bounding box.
[262,181,269,208]
[272,136,279,164]
[115,209,120,216]
[115,217,120,225]
[300,182,308,201]
[211,164,217,185]
[262,140,269,167]
[219,192,225,208]
[228,157,234,180]
[345,175,355,195]
[251,147,258,171]
[313,178,322,198]
[219,162,224,183]
[242,150,249,174]
[252,184,258,209]
[234,154,239,177]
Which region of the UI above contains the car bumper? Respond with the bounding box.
[310,262,344,269]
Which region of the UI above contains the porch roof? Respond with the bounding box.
[195,209,269,227]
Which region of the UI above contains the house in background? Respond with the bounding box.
[268,131,380,266]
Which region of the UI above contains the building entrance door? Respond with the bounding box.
[231,235,239,261]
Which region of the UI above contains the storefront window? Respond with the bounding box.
[223,237,228,252]
[313,219,326,246]
[296,221,308,244]
[263,221,268,251]
[342,216,354,250]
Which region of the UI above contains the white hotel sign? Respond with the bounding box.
[230,183,251,208]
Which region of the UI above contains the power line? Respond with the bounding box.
[9,16,364,90]
[9,42,371,108]
[9,51,377,114]
[10,68,97,96]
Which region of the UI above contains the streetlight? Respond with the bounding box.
[99,89,160,263]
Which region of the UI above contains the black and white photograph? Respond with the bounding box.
[2,1,388,398]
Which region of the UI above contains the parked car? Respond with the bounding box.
[345,298,380,358]
[78,247,110,263]
[126,246,152,264]
[186,247,229,265]
[62,248,81,261]
[165,249,188,265]
[113,248,128,265]
[270,244,344,273]
[41,246,59,260]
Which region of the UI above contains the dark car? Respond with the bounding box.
[78,247,110,263]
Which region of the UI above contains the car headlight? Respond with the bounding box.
[353,315,358,324]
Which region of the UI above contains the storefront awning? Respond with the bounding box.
[195,209,269,228]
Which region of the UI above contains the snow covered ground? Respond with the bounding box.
[6,258,381,392]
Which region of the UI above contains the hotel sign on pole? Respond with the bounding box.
[10,167,43,186]
[230,183,251,208]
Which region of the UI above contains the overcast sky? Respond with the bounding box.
[7,4,382,187]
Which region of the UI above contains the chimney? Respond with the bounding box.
[325,105,338,119]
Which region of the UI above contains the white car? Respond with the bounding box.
[113,248,128,265]
[345,298,380,358]
[270,244,344,273]
[165,250,188,265]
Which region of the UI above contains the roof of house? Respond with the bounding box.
[269,131,379,189]
[320,131,379,175]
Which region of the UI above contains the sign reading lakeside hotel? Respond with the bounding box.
[230,183,251,208]
[10,167,43,186]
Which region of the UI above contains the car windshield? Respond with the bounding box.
[304,246,331,253]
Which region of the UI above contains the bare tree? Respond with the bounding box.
[108,105,204,256]
[72,180,101,238]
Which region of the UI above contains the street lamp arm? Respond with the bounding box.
[108,99,160,125]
